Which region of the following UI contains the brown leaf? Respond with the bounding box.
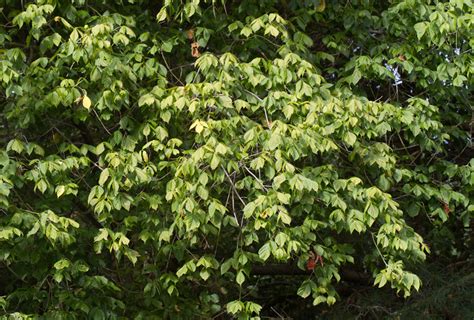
[443,203,450,214]
[191,42,200,58]
[186,29,195,40]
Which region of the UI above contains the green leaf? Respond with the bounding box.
[258,243,271,261]
[197,185,209,200]
[278,211,292,225]
[156,8,168,22]
[351,68,362,85]
[267,133,282,150]
[200,269,210,281]
[377,175,391,191]
[53,259,70,270]
[99,168,109,186]
[276,192,290,204]
[210,155,220,170]
[453,74,467,87]
[236,270,245,285]
[95,143,105,155]
[176,265,188,278]
[375,273,388,288]
[94,228,108,242]
[344,132,357,146]
[138,94,155,106]
[327,296,336,305]
[406,202,420,217]
[7,139,24,154]
[414,22,428,40]
[297,280,315,298]
[125,249,140,265]
[220,259,232,275]
[226,300,244,315]
[313,295,327,305]
[55,185,66,198]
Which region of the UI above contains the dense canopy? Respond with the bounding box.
[0,0,473,318]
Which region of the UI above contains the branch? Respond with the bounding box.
[251,263,370,284]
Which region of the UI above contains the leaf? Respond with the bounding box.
[246,301,262,314]
[190,120,207,134]
[406,202,420,217]
[27,222,40,237]
[156,8,168,22]
[267,133,282,150]
[236,270,245,285]
[377,175,391,191]
[375,273,388,288]
[413,275,421,291]
[226,300,243,315]
[453,74,467,87]
[220,259,232,275]
[275,232,287,247]
[327,296,336,305]
[313,296,326,305]
[176,265,188,277]
[161,111,171,122]
[258,243,271,261]
[99,168,109,186]
[124,248,140,265]
[200,269,210,281]
[94,228,108,242]
[197,185,209,200]
[351,68,362,85]
[240,27,252,37]
[95,143,105,155]
[210,154,220,170]
[159,230,171,242]
[7,139,24,154]
[55,185,66,198]
[276,192,290,204]
[138,94,155,106]
[215,143,227,155]
[344,132,357,146]
[53,259,70,270]
[82,95,92,109]
[278,211,292,225]
[297,280,314,298]
[36,179,48,193]
[162,41,173,53]
[191,42,200,58]
[316,0,326,12]
[414,22,428,40]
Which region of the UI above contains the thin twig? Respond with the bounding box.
[92,109,112,135]
[221,165,245,226]
[371,232,388,267]
[243,89,271,126]
[244,165,268,192]
[161,50,184,86]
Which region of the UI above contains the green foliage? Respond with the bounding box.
[0,0,472,318]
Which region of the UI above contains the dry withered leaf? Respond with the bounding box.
[186,29,195,40]
[191,42,200,58]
